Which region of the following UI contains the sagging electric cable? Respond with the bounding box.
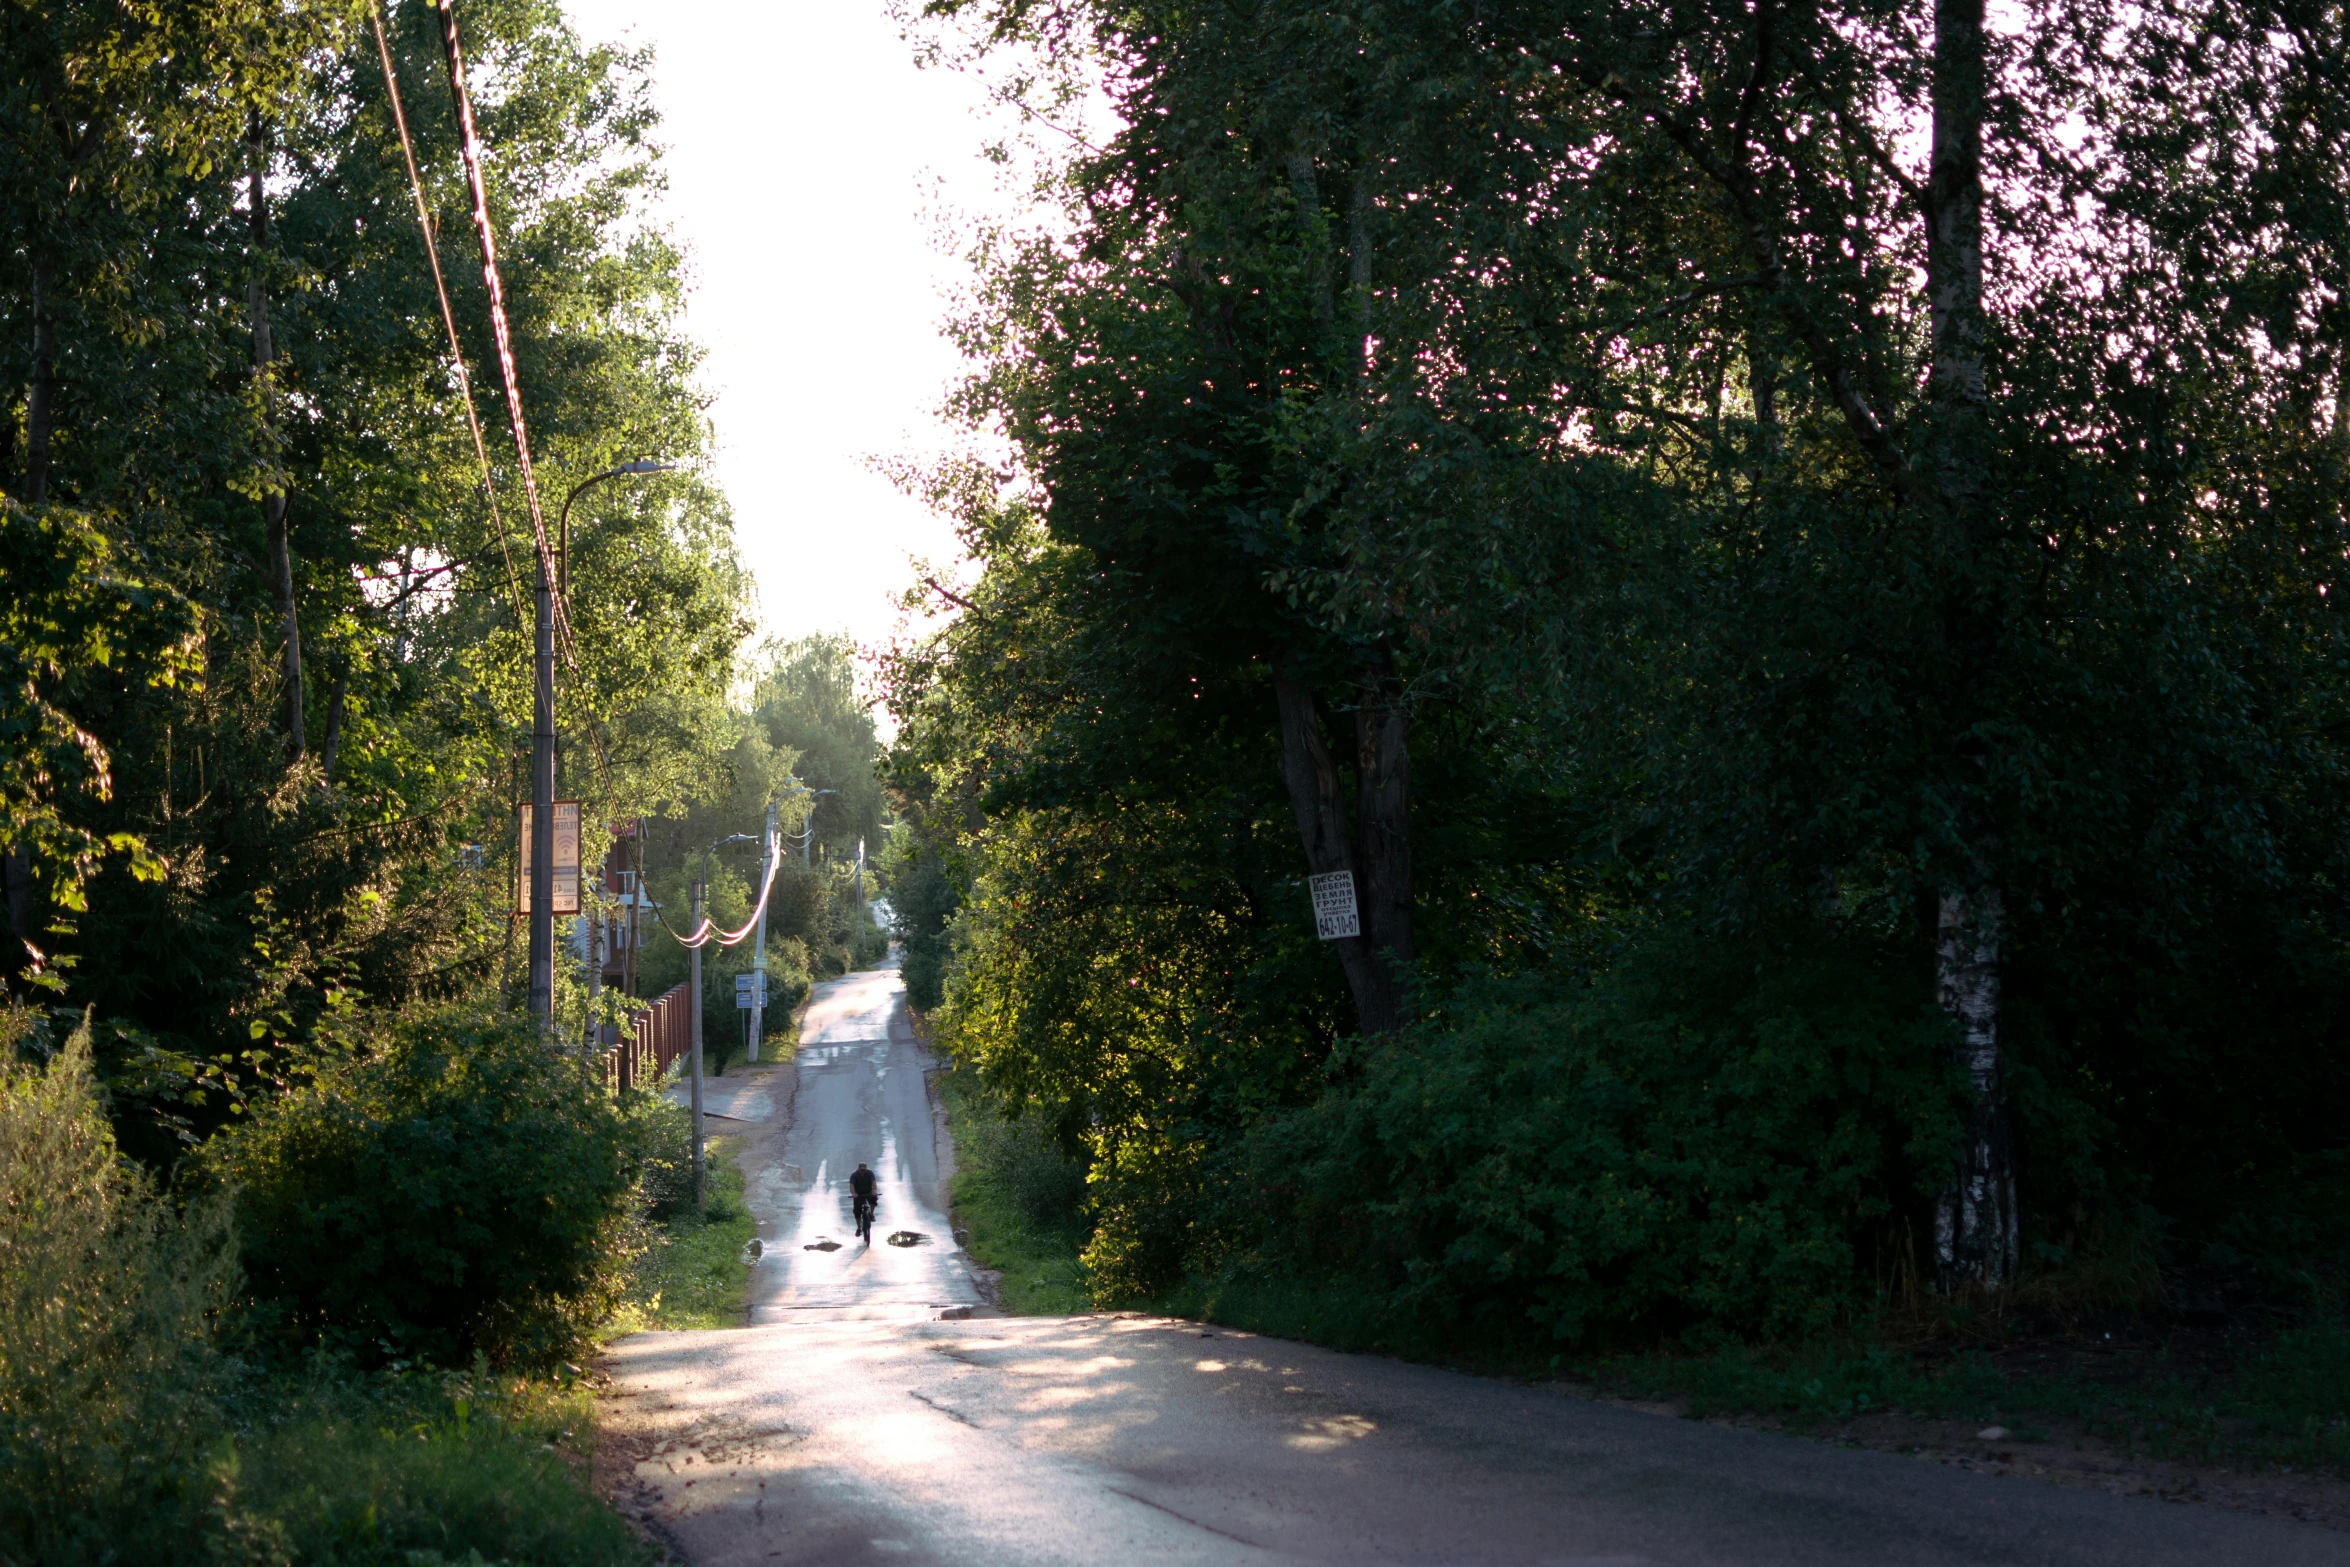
[433,0,576,667]
[367,0,525,624]
[649,832,784,950]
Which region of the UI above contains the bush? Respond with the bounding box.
[209,1006,643,1367]
[1204,930,1966,1347]
[0,1016,239,1565]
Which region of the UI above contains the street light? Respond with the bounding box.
[526,460,676,1023]
[689,831,756,1211]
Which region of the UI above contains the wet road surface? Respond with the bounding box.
[610,963,2348,1566]
[738,959,987,1324]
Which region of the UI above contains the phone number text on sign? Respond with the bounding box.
[1309,871,1360,941]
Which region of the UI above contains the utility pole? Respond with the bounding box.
[531,461,675,1023]
[528,553,555,1022]
[623,822,641,1001]
[688,864,705,1210]
[796,785,836,866]
[582,893,601,1062]
[689,831,752,1213]
[748,800,776,1063]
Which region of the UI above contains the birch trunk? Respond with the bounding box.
[1924,0,2016,1287]
[247,119,304,759]
[1935,886,2016,1286]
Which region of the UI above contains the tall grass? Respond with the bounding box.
[0,1019,237,1562]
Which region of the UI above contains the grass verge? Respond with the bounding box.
[228,1363,648,1567]
[1579,1319,2350,1475]
[936,1066,1091,1314]
[611,1133,756,1333]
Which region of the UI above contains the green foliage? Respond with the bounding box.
[1,0,750,1155]
[0,1016,235,1563]
[207,1006,641,1368]
[938,1066,1092,1315]
[621,1130,755,1330]
[0,1012,642,1566]
[886,0,2350,1344]
[754,634,886,862]
[1167,931,1965,1345]
[0,502,196,922]
[226,1368,647,1567]
[1587,1320,2350,1475]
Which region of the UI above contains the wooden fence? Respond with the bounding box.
[602,983,693,1093]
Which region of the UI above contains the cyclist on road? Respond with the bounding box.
[849,1161,878,1244]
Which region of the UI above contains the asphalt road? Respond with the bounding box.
[609,962,2350,1566]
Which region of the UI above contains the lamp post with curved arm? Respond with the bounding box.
[525,460,675,1023]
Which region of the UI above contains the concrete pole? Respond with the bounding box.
[528,549,555,1022]
[689,859,705,1211]
[748,801,776,1062]
[582,901,601,1062]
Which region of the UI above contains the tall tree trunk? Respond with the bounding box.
[247,117,304,760]
[23,260,54,505]
[1353,666,1413,977]
[1749,329,1780,463]
[1924,0,2015,1288]
[318,661,348,782]
[1273,661,1404,1035]
[3,846,34,976]
[1936,886,2014,1287]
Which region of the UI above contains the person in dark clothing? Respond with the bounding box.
[849,1161,877,1242]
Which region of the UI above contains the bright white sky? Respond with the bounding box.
[560,0,1015,654]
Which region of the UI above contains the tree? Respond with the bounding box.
[896,0,2350,1310]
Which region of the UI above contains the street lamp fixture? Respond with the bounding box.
[527,459,677,1024]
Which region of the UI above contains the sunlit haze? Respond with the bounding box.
[559,0,1015,656]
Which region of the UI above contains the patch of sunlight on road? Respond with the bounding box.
[1288,1414,1378,1451]
[1020,1380,1138,1411]
[839,1411,956,1467]
[1001,1355,1135,1377]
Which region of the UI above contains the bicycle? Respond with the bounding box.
[852,1193,876,1244]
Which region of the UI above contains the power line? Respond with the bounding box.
[432,0,575,667]
[367,0,525,623]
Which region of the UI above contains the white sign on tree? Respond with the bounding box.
[1309,871,1360,941]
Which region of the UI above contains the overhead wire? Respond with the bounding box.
[432,0,576,668]
[367,0,525,623]
[649,832,784,950]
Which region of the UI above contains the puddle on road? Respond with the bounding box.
[804,1239,844,1252]
[886,1231,930,1248]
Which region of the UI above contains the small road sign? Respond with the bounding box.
[734,972,765,1009]
[1310,871,1360,941]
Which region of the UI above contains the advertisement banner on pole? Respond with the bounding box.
[1309,871,1360,941]
[516,801,583,915]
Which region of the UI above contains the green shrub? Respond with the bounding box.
[938,1067,1092,1313]
[1209,931,1965,1347]
[210,1006,642,1367]
[0,1017,240,1565]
